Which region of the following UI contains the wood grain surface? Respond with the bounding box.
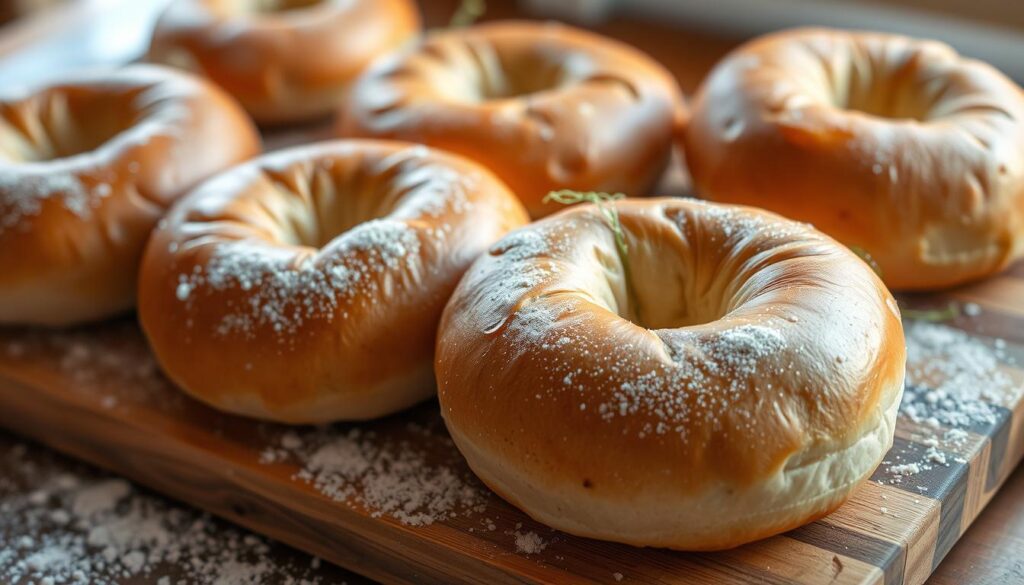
[0,253,1021,585]
[930,459,1024,585]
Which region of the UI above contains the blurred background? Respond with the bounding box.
[1,0,1022,90]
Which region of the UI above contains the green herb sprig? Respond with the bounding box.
[848,245,883,278]
[900,302,961,322]
[450,0,486,27]
[544,190,641,321]
[545,190,628,259]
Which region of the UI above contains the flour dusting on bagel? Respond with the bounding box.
[140,140,528,423]
[437,197,905,550]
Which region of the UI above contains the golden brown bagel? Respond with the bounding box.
[148,0,421,125]
[139,139,528,423]
[683,27,1024,290]
[436,197,905,550]
[0,65,260,326]
[337,21,685,218]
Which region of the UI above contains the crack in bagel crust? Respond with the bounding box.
[683,27,1024,290]
[435,197,906,550]
[139,140,528,423]
[336,20,685,218]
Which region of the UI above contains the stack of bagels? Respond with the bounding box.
[3,0,1023,551]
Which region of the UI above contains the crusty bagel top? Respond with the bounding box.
[437,197,906,495]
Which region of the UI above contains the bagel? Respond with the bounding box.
[337,20,684,218]
[683,27,1024,290]
[436,197,905,550]
[0,65,260,326]
[139,140,528,422]
[148,0,421,125]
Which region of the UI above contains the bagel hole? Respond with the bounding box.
[261,152,440,249]
[625,268,732,330]
[833,60,936,122]
[840,90,932,122]
[268,173,394,249]
[476,66,565,100]
[605,213,733,331]
[0,89,138,163]
[450,43,568,103]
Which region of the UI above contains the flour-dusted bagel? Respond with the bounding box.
[0,65,260,326]
[337,20,685,218]
[148,0,421,125]
[139,140,528,423]
[683,27,1024,290]
[436,197,906,550]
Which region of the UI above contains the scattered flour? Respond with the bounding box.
[0,437,341,585]
[269,423,488,527]
[18,323,174,412]
[887,462,922,476]
[900,320,1017,428]
[881,317,1018,484]
[70,479,131,517]
[5,260,1018,576]
[512,531,548,555]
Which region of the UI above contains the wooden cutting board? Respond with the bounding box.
[0,257,1021,584]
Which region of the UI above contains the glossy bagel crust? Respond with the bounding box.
[148,0,421,125]
[683,27,1024,290]
[139,139,528,423]
[337,20,685,218]
[436,197,906,550]
[0,65,260,326]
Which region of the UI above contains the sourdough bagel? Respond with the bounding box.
[0,65,259,326]
[436,197,905,550]
[337,20,684,218]
[148,0,421,124]
[139,140,528,422]
[683,27,1024,290]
